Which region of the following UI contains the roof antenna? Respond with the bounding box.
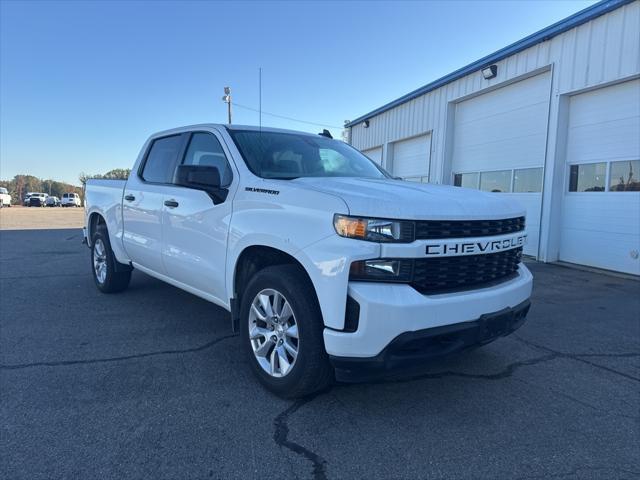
[319,129,333,139]
[259,67,262,132]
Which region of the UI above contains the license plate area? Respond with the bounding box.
[479,309,514,339]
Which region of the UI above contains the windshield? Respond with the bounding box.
[228,130,389,180]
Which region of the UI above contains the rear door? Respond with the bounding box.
[161,130,236,303]
[122,134,186,275]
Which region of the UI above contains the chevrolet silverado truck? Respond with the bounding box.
[84,124,532,397]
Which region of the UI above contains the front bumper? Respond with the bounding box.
[323,264,533,377]
[330,299,530,382]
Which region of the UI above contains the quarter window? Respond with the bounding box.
[513,168,543,193]
[141,135,183,184]
[182,133,233,187]
[480,170,512,193]
[609,160,640,192]
[569,163,606,192]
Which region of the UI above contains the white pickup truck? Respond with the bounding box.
[84,124,532,397]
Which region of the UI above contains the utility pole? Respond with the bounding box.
[222,86,232,124]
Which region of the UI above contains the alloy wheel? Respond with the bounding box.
[248,288,299,377]
[93,239,107,284]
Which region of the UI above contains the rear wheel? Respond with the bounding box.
[240,265,333,398]
[91,226,132,293]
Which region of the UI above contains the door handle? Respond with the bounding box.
[124,194,135,202]
[164,199,179,208]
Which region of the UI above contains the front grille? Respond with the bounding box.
[414,217,525,240]
[411,248,522,294]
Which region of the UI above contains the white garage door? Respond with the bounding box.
[362,146,383,166]
[451,72,551,257]
[391,134,431,182]
[559,79,640,275]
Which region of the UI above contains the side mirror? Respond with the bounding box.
[176,165,221,190]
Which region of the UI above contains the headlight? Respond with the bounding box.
[333,214,414,242]
[349,259,414,282]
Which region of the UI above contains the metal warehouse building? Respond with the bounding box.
[346,0,640,275]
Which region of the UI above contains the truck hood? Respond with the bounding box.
[292,177,525,220]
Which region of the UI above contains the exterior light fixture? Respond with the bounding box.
[482,65,498,79]
[363,120,370,128]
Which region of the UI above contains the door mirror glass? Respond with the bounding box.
[176,165,221,190]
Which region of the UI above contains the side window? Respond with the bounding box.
[141,135,183,184]
[609,160,640,191]
[453,172,479,189]
[513,167,543,193]
[480,170,512,193]
[568,163,606,192]
[182,133,233,187]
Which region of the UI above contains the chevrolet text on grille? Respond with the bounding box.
[425,233,527,256]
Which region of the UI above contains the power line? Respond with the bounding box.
[231,102,343,129]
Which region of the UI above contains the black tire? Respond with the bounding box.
[91,226,132,293]
[240,264,333,398]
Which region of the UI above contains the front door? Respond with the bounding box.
[161,130,236,303]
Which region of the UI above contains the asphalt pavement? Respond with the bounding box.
[1,228,638,480]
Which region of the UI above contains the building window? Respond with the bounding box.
[480,170,512,193]
[569,163,606,192]
[513,167,543,193]
[405,176,429,183]
[453,172,479,189]
[609,160,640,192]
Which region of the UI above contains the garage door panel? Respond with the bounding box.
[455,100,550,130]
[502,193,540,256]
[560,206,640,275]
[362,147,383,166]
[560,79,640,275]
[451,72,551,260]
[453,135,547,172]
[568,79,640,126]
[455,104,549,143]
[562,195,640,236]
[392,134,431,179]
[567,116,640,163]
[455,75,550,123]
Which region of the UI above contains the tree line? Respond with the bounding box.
[0,169,130,204]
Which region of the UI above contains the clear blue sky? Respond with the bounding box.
[0,0,597,185]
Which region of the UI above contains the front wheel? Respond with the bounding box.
[91,227,132,293]
[240,265,333,398]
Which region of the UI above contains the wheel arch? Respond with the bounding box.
[87,211,106,245]
[230,245,320,332]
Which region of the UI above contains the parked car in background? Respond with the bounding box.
[61,192,82,207]
[28,193,48,207]
[0,187,11,207]
[46,196,61,207]
[23,193,34,206]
